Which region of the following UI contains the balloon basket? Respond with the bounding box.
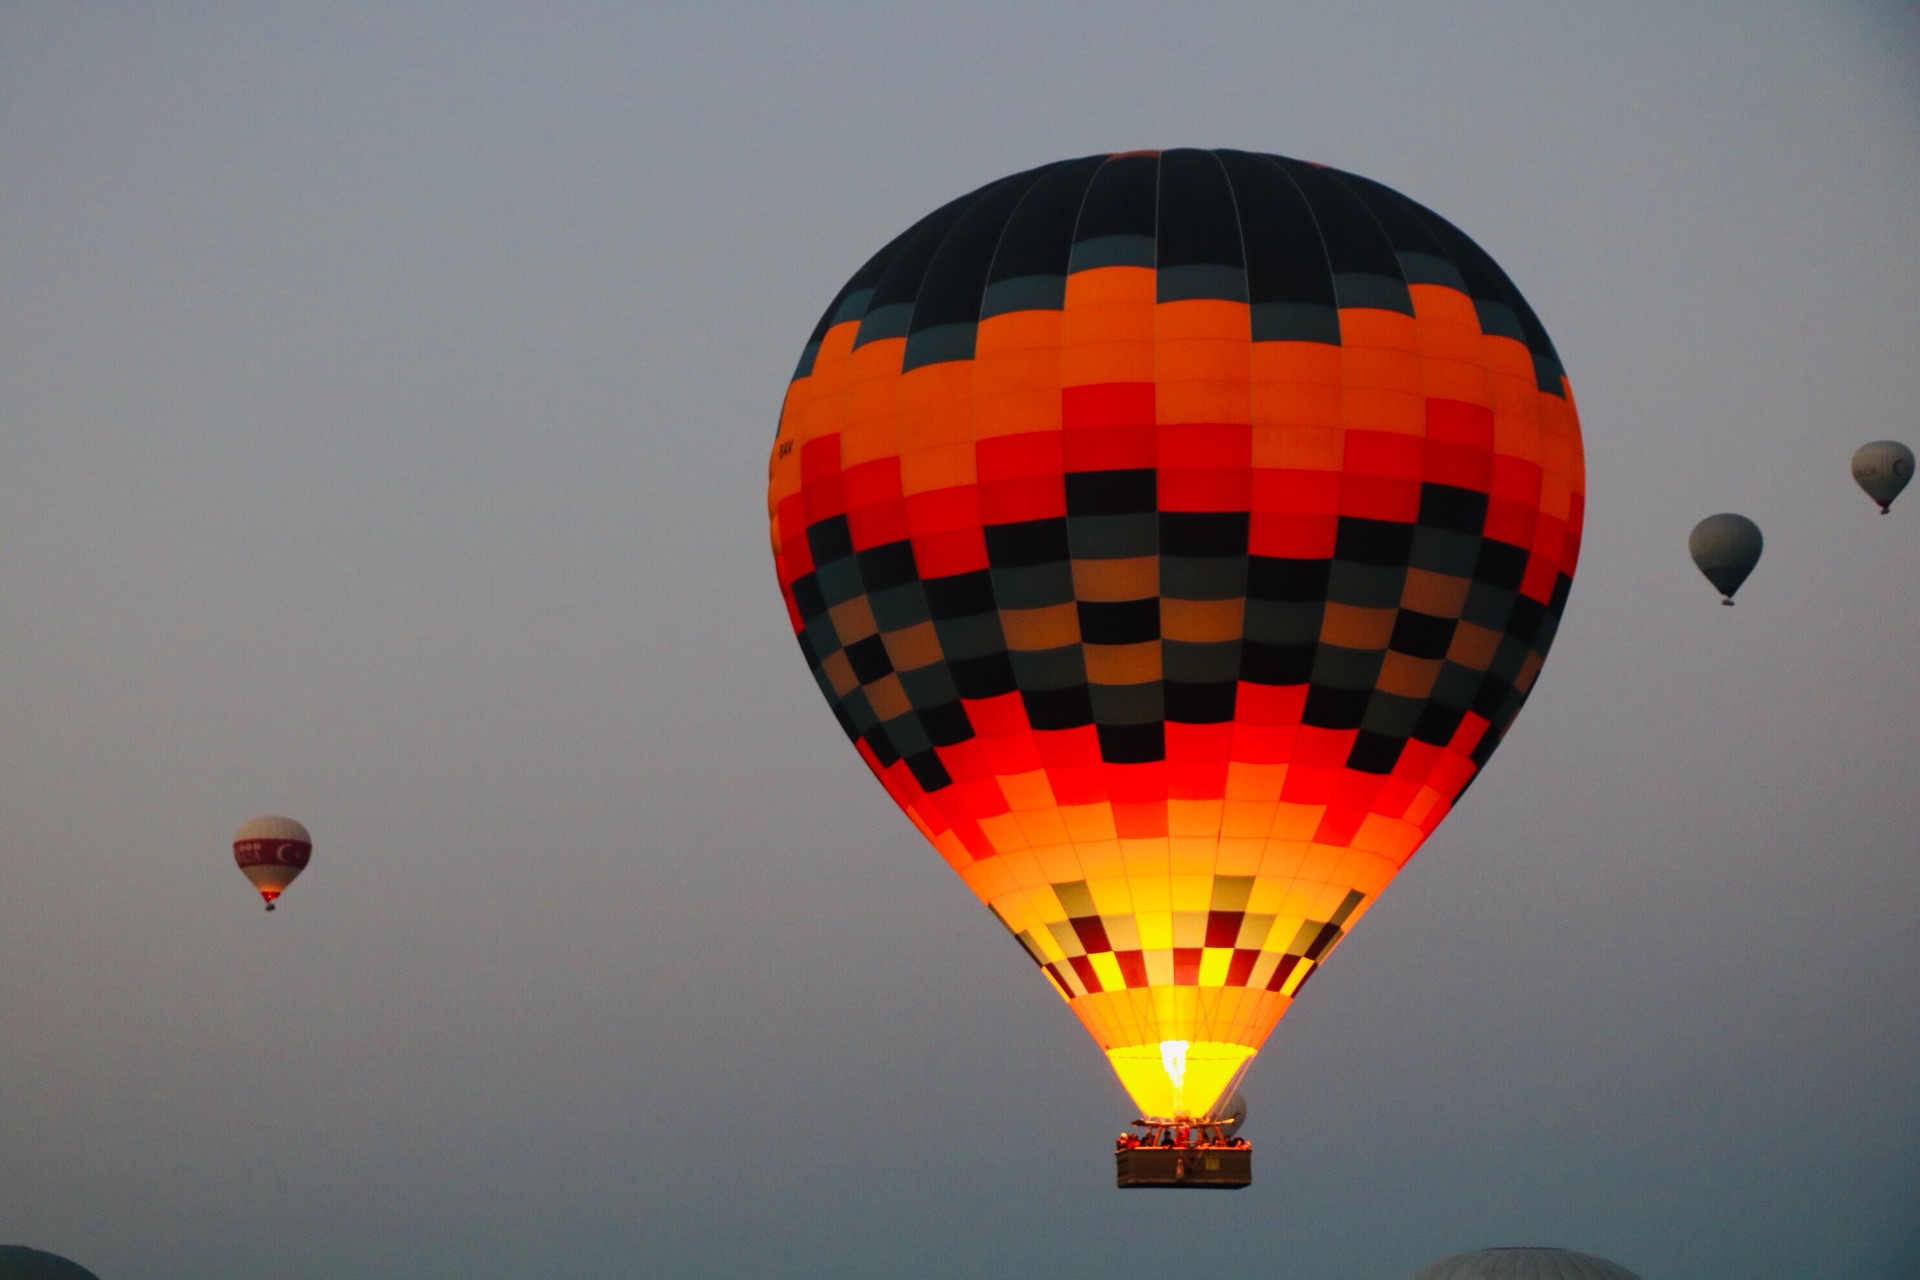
[1115,1122,1251,1189]
[1115,1143,1251,1189]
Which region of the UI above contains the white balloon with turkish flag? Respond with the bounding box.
[232,815,312,912]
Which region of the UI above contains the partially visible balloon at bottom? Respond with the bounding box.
[0,1245,104,1280]
[1689,513,1764,604]
[233,815,312,911]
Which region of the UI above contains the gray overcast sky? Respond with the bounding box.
[1,4,1916,1278]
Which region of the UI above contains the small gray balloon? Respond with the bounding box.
[1689,513,1763,604]
[1851,439,1914,513]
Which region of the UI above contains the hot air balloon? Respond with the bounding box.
[1412,1248,1643,1280]
[233,815,311,911]
[767,150,1584,1183]
[1688,514,1762,605]
[1851,440,1914,514]
[0,1245,104,1280]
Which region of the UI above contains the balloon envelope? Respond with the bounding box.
[1688,513,1763,602]
[1411,1248,1643,1280]
[1851,439,1914,512]
[0,1246,104,1280]
[769,150,1584,1120]
[233,815,311,910]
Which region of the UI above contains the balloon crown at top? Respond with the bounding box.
[792,150,1570,400]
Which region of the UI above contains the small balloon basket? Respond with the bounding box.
[1115,1120,1252,1189]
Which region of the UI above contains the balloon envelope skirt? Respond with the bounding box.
[768,151,1585,1119]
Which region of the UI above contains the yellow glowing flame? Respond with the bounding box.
[1159,1040,1190,1093]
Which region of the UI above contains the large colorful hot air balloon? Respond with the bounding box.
[767,150,1584,1146]
[233,815,311,911]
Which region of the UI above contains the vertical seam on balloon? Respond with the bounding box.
[1201,148,1256,999]
[957,172,1038,846]
[1263,153,1338,779]
[952,164,1086,852]
[1400,195,1511,709]
[1232,155,1304,875]
[925,180,1008,834]
[1024,157,1110,933]
[1314,163,1415,577]
[1137,147,1168,1050]
[890,170,1045,783]
[1105,152,1159,1051]
[1214,151,1266,896]
[1321,167,1432,786]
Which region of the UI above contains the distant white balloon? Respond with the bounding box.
[1851,440,1914,514]
[233,815,312,911]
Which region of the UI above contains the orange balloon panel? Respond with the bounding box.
[768,151,1584,1120]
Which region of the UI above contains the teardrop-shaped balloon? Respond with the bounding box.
[1688,513,1763,604]
[1852,440,1914,514]
[234,815,311,911]
[768,150,1584,1126]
